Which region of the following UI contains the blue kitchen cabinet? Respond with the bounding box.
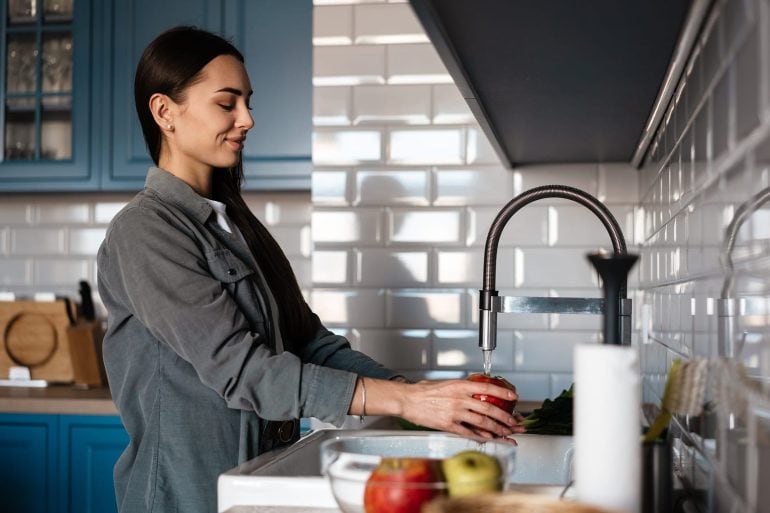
[0,413,128,513]
[0,414,58,513]
[224,0,313,191]
[103,0,312,191]
[102,0,225,190]
[60,415,129,513]
[0,0,99,191]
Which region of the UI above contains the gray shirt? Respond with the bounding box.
[98,167,399,513]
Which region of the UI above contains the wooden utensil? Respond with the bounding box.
[423,492,618,513]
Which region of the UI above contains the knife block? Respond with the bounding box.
[67,321,107,387]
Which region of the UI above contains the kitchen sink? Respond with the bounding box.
[217,429,574,512]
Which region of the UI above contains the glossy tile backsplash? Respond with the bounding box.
[638,0,770,510]
[311,0,638,402]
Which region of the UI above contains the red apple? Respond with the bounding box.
[467,373,517,414]
[363,457,445,513]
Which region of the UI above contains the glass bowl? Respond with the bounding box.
[319,434,517,513]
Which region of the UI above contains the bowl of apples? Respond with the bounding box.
[319,434,516,513]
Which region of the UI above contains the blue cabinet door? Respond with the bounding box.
[102,0,225,190]
[0,0,97,192]
[60,415,129,513]
[0,413,58,513]
[224,0,312,191]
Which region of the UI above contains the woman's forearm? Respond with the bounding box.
[348,376,405,417]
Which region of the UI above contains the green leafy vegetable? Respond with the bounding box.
[395,417,436,431]
[521,385,573,435]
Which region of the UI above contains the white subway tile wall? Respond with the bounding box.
[311,0,638,402]
[353,3,427,45]
[0,193,312,317]
[638,0,770,509]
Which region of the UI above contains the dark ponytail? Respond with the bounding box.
[134,26,316,347]
[213,165,316,347]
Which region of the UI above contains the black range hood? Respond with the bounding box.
[409,0,699,167]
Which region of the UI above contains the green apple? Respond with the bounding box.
[441,450,502,497]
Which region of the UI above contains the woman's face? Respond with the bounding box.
[168,54,254,173]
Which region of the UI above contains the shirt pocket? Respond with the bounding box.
[205,248,255,283]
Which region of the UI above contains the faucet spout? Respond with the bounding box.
[479,185,629,352]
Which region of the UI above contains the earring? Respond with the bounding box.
[167,124,174,131]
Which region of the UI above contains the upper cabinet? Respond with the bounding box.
[0,0,98,191]
[224,0,312,191]
[0,0,312,192]
[103,0,226,190]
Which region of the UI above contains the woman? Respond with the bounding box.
[98,26,522,513]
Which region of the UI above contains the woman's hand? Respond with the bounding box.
[398,379,525,442]
[351,377,525,443]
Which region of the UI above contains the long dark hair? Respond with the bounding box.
[134,26,315,347]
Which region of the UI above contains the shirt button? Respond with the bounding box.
[227,268,236,276]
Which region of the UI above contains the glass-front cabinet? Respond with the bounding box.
[1,0,96,190]
[0,0,310,192]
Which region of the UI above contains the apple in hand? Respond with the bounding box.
[441,450,502,497]
[363,457,445,513]
[467,373,517,413]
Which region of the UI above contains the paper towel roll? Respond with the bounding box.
[575,344,641,513]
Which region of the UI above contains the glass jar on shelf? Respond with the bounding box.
[4,113,36,160]
[5,34,37,94]
[42,32,73,95]
[43,0,74,22]
[8,0,37,25]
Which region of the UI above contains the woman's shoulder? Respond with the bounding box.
[104,190,189,244]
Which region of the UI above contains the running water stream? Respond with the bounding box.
[482,349,492,376]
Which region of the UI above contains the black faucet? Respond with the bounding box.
[479,184,636,353]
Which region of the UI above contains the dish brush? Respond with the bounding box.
[643,357,707,443]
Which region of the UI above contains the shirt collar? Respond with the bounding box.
[144,167,213,224]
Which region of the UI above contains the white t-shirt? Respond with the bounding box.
[204,198,234,233]
[204,198,247,244]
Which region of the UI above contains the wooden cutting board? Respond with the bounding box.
[0,300,75,383]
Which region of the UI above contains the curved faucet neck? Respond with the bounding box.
[482,185,628,293]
